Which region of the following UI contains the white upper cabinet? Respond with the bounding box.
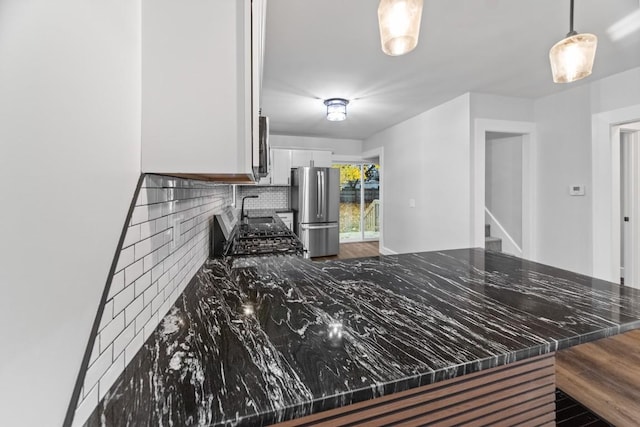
[270,149,293,185]
[141,0,265,179]
[270,148,333,185]
[291,150,333,168]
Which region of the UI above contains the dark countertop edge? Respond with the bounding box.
[215,323,640,427]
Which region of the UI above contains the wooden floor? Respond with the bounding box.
[312,241,379,261]
[556,328,640,427]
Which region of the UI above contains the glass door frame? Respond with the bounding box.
[334,161,380,243]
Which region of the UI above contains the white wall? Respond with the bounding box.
[270,134,363,156]
[590,67,640,114]
[0,1,141,426]
[534,85,593,275]
[471,93,534,122]
[364,94,472,254]
[486,135,523,247]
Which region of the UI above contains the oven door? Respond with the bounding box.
[299,223,339,258]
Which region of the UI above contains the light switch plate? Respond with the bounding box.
[409,198,416,208]
[569,185,585,196]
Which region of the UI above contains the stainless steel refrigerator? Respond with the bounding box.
[291,166,340,257]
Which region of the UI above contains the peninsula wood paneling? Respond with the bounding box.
[274,353,556,427]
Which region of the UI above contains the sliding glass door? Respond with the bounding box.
[334,163,380,242]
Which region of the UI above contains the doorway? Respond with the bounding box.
[473,119,537,259]
[334,162,380,243]
[484,132,524,256]
[619,125,640,286]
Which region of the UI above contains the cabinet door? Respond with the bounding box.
[270,149,292,185]
[291,150,314,168]
[311,150,333,167]
[141,0,255,177]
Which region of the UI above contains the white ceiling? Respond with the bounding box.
[261,0,640,140]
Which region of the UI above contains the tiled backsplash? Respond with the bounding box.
[73,175,231,426]
[237,185,290,210]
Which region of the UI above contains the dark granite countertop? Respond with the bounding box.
[87,249,640,426]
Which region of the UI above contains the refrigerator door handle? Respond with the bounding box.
[300,223,339,230]
[320,170,325,218]
[316,170,322,218]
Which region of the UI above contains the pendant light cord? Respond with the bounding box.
[568,0,576,35]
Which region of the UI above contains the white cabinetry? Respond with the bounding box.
[269,149,333,185]
[291,150,332,168]
[141,0,265,179]
[270,149,292,185]
[277,212,294,231]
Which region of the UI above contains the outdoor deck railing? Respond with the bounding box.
[364,199,380,232]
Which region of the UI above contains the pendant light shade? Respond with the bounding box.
[324,98,349,121]
[549,0,598,83]
[377,0,424,56]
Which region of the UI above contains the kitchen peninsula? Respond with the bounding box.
[86,249,640,426]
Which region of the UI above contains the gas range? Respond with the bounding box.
[211,207,303,258]
[233,220,303,256]
[231,235,303,256]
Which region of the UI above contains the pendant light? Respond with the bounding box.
[549,0,598,83]
[377,0,424,56]
[324,98,349,121]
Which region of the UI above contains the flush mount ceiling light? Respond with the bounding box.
[549,0,598,83]
[324,98,349,121]
[377,0,424,56]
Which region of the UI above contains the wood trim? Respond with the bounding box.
[158,172,256,183]
[274,353,556,427]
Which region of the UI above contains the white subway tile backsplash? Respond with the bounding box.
[134,237,153,261]
[115,246,134,273]
[124,295,144,327]
[124,258,143,285]
[124,331,145,367]
[135,304,152,335]
[113,285,135,315]
[143,311,160,341]
[100,312,125,353]
[108,271,125,300]
[88,337,100,366]
[148,203,163,221]
[122,224,140,248]
[77,175,231,424]
[134,271,152,298]
[113,321,135,359]
[139,220,155,240]
[130,205,149,225]
[99,352,125,401]
[98,300,113,331]
[84,344,112,388]
[72,383,98,427]
[151,291,164,315]
[150,262,164,283]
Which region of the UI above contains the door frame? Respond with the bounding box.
[472,119,537,259]
[591,105,640,283]
[620,129,640,286]
[333,147,384,248]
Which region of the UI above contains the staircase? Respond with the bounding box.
[485,224,502,252]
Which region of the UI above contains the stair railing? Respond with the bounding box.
[484,207,523,256]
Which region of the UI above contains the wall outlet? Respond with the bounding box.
[409,198,416,208]
[569,185,585,196]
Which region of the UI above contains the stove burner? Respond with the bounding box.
[232,236,303,256]
[230,221,304,256]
